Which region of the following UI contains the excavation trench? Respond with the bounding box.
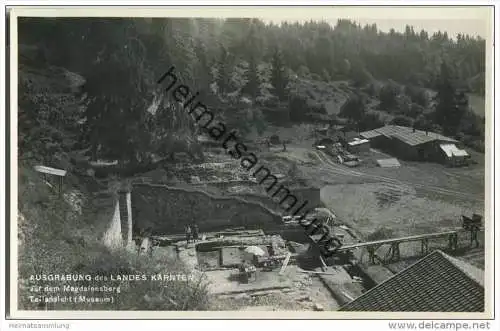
[131,183,346,271]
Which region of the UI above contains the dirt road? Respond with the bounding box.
[311,150,484,203]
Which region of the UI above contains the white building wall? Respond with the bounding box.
[126,191,133,248]
[103,200,122,249]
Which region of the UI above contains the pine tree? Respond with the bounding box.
[193,40,212,95]
[340,93,366,125]
[270,48,288,101]
[243,54,260,98]
[453,91,470,134]
[170,29,197,87]
[18,65,86,163]
[435,62,467,136]
[215,44,233,95]
[81,20,153,164]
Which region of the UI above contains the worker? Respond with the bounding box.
[192,223,199,242]
[268,244,275,257]
[185,225,192,245]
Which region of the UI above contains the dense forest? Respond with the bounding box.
[18,17,487,169]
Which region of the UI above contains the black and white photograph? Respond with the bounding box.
[5,5,494,320]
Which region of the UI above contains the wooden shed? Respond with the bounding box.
[347,138,370,154]
[33,165,67,195]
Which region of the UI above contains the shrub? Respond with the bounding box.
[18,164,210,311]
[359,112,385,131]
[396,94,412,116]
[459,110,485,138]
[390,115,414,127]
[364,83,379,97]
[379,82,400,111]
[459,134,485,153]
[310,73,322,81]
[296,65,311,79]
[405,85,429,108]
[321,69,331,82]
[407,103,425,119]
[340,93,366,123]
[270,134,280,144]
[350,64,374,87]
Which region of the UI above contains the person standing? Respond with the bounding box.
[192,223,199,243]
[185,225,192,245]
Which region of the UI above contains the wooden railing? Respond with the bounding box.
[331,226,483,264]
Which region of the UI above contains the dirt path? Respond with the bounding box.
[311,150,484,203]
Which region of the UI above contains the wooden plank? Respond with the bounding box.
[297,270,339,276]
[319,255,327,272]
[214,285,291,296]
[337,230,463,251]
[34,165,67,177]
[341,291,354,301]
[279,252,291,275]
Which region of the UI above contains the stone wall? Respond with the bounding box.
[132,184,283,235]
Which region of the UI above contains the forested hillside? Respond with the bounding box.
[16,16,487,312]
[18,17,486,168]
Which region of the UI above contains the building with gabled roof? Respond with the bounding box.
[361,125,458,146]
[360,125,469,165]
[340,250,484,312]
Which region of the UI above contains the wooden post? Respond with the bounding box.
[471,227,479,248]
[318,254,327,272]
[393,242,401,261]
[279,252,292,275]
[367,246,375,264]
[384,245,392,262]
[387,243,400,262]
[422,238,429,255]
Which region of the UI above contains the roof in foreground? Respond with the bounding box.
[340,250,484,312]
[360,125,458,146]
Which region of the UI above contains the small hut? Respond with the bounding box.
[33,165,67,195]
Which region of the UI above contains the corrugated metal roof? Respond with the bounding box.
[360,129,381,139]
[376,158,401,168]
[340,250,484,312]
[360,125,457,146]
[440,144,469,158]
